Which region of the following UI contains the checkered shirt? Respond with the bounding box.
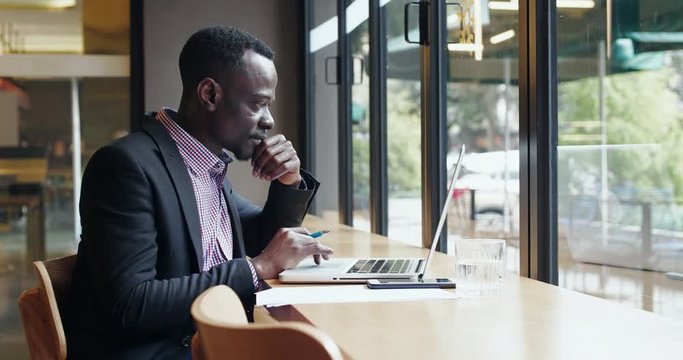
[157,108,259,287]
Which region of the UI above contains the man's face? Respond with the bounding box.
[211,50,277,161]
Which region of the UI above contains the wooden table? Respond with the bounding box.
[261,216,683,359]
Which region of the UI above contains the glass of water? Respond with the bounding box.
[454,239,506,296]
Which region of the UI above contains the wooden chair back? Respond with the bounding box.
[191,285,343,360]
[17,254,77,360]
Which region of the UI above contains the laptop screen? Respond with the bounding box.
[419,145,465,279]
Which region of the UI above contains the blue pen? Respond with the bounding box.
[309,230,330,238]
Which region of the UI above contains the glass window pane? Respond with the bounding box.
[386,0,423,246]
[349,2,370,232]
[557,0,683,320]
[446,0,520,275]
[311,1,340,221]
[0,3,130,356]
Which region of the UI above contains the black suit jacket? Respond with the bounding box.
[67,115,318,359]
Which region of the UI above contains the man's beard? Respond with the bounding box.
[233,148,251,161]
[233,139,257,161]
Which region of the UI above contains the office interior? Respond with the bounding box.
[0,0,682,357]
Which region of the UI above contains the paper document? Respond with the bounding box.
[256,285,458,307]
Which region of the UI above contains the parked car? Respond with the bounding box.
[447,149,520,221]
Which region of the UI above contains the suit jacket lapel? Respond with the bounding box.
[142,115,203,269]
[223,180,246,259]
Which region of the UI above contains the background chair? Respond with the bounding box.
[17,254,77,360]
[191,285,343,360]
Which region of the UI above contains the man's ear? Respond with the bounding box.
[196,77,222,111]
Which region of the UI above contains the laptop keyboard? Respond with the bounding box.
[346,259,411,274]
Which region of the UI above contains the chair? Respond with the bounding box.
[191,285,343,360]
[17,255,77,360]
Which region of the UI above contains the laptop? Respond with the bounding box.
[279,145,466,283]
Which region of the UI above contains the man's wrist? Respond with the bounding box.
[277,172,302,187]
[251,255,275,280]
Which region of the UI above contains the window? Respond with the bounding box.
[556,0,683,320]
[349,1,371,231]
[310,0,340,222]
[386,0,423,245]
[446,0,520,274]
[0,2,130,355]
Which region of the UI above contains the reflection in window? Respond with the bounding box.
[350,13,370,232]
[446,0,520,275]
[0,2,126,357]
[556,0,683,320]
[386,0,423,245]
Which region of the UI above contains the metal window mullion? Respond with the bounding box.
[130,0,144,131]
[338,0,354,226]
[421,0,447,252]
[519,0,558,283]
[519,0,531,279]
[369,0,388,235]
[301,0,316,213]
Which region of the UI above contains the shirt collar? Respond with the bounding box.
[156,107,233,176]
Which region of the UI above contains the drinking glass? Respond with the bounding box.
[454,239,506,296]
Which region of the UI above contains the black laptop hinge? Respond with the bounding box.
[417,259,425,273]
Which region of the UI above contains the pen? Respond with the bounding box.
[309,230,330,238]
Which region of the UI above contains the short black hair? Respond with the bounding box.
[178,25,274,90]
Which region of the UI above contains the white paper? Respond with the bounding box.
[256,285,458,307]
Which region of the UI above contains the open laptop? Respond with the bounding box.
[279,145,466,283]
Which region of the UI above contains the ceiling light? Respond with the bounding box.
[488,1,519,11]
[490,29,515,44]
[447,13,460,27]
[0,0,76,9]
[557,1,595,8]
[489,0,595,11]
[447,43,484,52]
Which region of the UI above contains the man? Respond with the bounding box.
[67,26,333,359]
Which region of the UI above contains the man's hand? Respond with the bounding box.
[250,227,334,279]
[251,134,302,186]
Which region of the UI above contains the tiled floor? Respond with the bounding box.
[1,213,682,358]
